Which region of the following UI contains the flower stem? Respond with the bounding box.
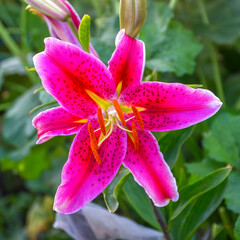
[0,20,38,84]
[151,201,172,240]
[208,42,226,105]
[219,207,235,240]
[197,0,210,26]
[169,0,178,9]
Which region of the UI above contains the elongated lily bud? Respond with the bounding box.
[120,0,147,38]
[25,0,70,21]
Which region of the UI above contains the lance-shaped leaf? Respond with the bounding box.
[103,168,130,213]
[170,165,232,220]
[158,127,194,168]
[123,176,161,230]
[171,180,228,240]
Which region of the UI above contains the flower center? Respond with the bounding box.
[88,99,145,164]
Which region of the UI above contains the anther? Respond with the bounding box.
[88,122,98,150]
[90,140,101,165]
[131,106,144,131]
[131,122,139,150]
[112,99,127,127]
[97,108,106,135]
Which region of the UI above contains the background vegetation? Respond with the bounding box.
[0,0,240,239]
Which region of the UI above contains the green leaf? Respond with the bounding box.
[141,10,202,77]
[185,159,225,183]
[171,165,232,220]
[203,112,240,168]
[159,127,194,168]
[103,168,130,213]
[2,85,41,147]
[1,145,50,180]
[177,0,240,45]
[78,14,91,53]
[234,215,240,240]
[122,176,160,230]
[172,181,228,240]
[39,90,55,104]
[224,172,240,214]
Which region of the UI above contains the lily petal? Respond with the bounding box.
[54,119,127,214]
[120,82,222,131]
[33,38,117,118]
[41,15,80,46]
[108,29,145,92]
[123,130,179,206]
[32,106,86,144]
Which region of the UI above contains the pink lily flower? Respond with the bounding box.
[27,0,98,57]
[33,30,222,214]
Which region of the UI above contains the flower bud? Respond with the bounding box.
[25,0,71,21]
[120,0,147,38]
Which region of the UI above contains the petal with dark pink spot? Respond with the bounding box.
[108,29,145,92]
[123,130,179,206]
[33,38,116,118]
[54,119,127,214]
[33,106,85,144]
[120,82,222,131]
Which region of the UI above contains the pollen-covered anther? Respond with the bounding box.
[97,108,106,135]
[112,99,127,127]
[88,122,98,150]
[90,140,101,165]
[131,122,139,150]
[131,106,144,131]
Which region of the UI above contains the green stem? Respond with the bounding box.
[219,207,235,240]
[197,65,208,88]
[66,18,79,41]
[151,201,173,240]
[198,0,210,25]
[0,20,38,84]
[169,0,178,9]
[21,2,29,52]
[208,42,226,105]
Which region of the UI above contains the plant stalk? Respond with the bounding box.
[169,0,178,9]
[151,201,172,240]
[0,20,38,84]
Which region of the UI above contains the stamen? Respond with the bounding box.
[88,122,98,150]
[90,140,101,165]
[131,106,144,131]
[131,122,139,150]
[112,99,127,127]
[97,108,106,135]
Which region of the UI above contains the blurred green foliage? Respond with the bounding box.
[1,0,240,239]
